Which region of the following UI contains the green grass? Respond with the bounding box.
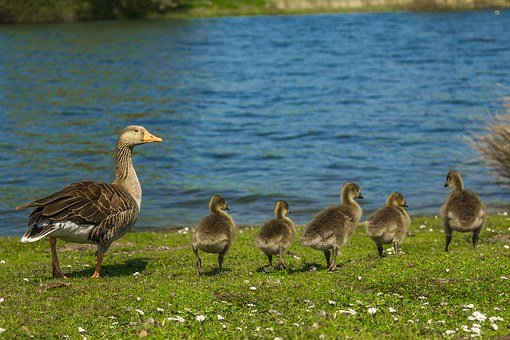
[0,215,509,338]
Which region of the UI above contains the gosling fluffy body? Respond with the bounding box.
[192,195,236,275]
[440,171,485,252]
[301,182,363,270]
[255,201,296,268]
[366,192,410,256]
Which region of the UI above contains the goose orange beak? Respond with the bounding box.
[143,131,163,143]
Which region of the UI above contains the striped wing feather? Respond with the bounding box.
[17,180,138,243]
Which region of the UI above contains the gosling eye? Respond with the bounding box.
[134,129,139,133]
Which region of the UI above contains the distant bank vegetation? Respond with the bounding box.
[0,0,508,23]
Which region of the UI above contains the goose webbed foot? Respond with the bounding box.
[91,251,104,279]
[52,267,67,279]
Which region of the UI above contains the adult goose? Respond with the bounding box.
[16,125,162,279]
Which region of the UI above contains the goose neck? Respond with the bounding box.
[112,141,141,208]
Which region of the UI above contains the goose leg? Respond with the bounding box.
[278,245,286,269]
[49,237,67,279]
[472,226,482,252]
[328,247,338,271]
[377,244,383,257]
[192,244,202,275]
[323,249,331,269]
[91,251,104,278]
[393,241,399,255]
[444,225,453,252]
[217,245,229,274]
[267,254,273,266]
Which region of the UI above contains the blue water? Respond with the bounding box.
[1,11,509,236]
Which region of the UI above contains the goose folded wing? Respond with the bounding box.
[23,180,137,227]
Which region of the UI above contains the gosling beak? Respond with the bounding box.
[403,204,409,209]
[358,193,364,199]
[143,131,163,143]
[224,205,231,211]
[288,210,292,214]
[443,183,448,187]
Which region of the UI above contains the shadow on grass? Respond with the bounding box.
[68,258,149,278]
[200,267,232,277]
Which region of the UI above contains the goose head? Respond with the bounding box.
[209,195,230,213]
[386,192,409,209]
[274,200,291,219]
[444,171,463,191]
[118,125,163,148]
[341,182,363,202]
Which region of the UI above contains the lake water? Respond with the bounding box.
[1,10,509,236]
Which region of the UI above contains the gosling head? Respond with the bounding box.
[118,125,163,148]
[341,182,363,201]
[386,192,409,209]
[444,171,463,191]
[209,195,230,213]
[274,200,291,219]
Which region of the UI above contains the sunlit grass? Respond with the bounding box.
[0,215,508,337]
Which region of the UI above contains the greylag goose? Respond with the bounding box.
[301,182,363,271]
[366,192,410,257]
[441,171,485,252]
[192,195,236,275]
[255,200,295,268]
[16,125,162,278]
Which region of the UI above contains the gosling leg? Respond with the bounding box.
[472,226,482,252]
[267,254,273,266]
[277,245,286,269]
[217,245,229,274]
[323,249,331,269]
[328,247,339,271]
[393,241,399,255]
[444,225,453,252]
[192,244,202,275]
[377,244,383,257]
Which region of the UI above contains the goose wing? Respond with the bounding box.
[17,180,138,242]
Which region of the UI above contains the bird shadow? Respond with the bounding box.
[254,262,332,274]
[67,258,149,278]
[200,267,232,277]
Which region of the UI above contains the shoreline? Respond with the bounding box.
[0,1,508,25]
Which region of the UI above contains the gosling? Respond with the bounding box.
[365,192,410,257]
[441,171,485,252]
[301,182,363,271]
[255,200,296,269]
[192,195,236,275]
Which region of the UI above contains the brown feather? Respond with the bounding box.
[20,180,138,243]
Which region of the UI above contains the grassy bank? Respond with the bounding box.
[1,0,509,24]
[0,216,509,338]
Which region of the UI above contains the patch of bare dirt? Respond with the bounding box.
[59,241,135,252]
[488,234,510,243]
